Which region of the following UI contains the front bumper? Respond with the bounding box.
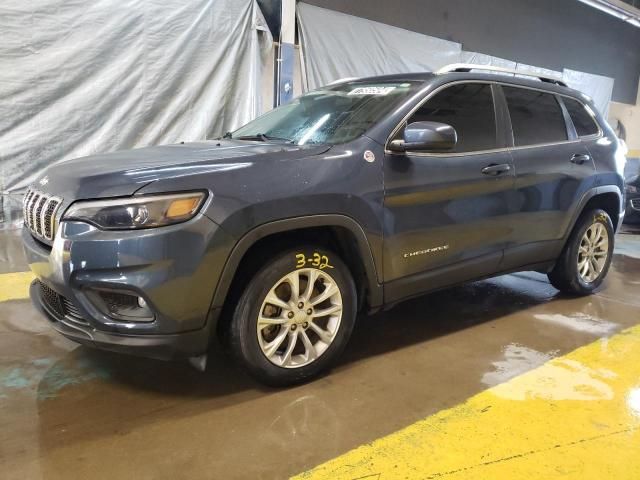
[30,280,218,359]
[23,214,234,360]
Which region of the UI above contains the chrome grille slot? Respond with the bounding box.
[23,188,63,241]
[28,192,40,231]
[44,198,61,238]
[23,190,34,222]
[34,195,47,235]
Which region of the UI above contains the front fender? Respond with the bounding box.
[211,214,384,310]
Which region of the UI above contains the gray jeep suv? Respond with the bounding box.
[22,65,626,385]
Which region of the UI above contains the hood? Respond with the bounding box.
[32,140,330,201]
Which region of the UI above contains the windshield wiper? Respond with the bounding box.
[236,133,294,143]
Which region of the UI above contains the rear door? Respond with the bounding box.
[498,85,596,270]
[383,82,515,301]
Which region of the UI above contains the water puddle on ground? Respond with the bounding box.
[481,344,557,387]
[534,312,618,335]
[491,356,617,401]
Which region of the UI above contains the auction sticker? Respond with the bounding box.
[349,86,396,96]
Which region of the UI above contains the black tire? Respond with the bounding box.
[548,208,614,295]
[228,246,357,386]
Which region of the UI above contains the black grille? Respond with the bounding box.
[101,292,139,311]
[40,282,65,318]
[38,282,89,325]
[631,199,640,211]
[61,297,83,320]
[23,188,62,241]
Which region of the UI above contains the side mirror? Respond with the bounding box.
[389,121,457,153]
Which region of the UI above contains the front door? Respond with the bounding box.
[383,82,515,302]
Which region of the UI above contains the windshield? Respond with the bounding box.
[230,81,421,146]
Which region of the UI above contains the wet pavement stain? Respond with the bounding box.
[533,312,618,335]
[37,358,111,400]
[481,343,557,387]
[0,357,110,401]
[295,323,640,479]
[1,230,640,479]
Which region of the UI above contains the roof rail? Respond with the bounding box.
[327,77,361,86]
[437,63,568,87]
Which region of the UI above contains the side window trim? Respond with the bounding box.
[384,80,603,156]
[556,95,579,141]
[562,96,603,140]
[492,83,515,148]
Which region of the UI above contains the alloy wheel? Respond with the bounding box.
[256,268,343,368]
[577,222,609,283]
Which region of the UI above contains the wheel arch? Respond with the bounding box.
[211,215,383,313]
[566,186,624,239]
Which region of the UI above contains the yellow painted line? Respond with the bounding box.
[294,325,640,480]
[0,271,34,302]
[629,149,640,158]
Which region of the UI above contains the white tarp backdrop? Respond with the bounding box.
[0,0,272,193]
[460,53,615,115]
[562,69,615,118]
[297,2,462,90]
[298,3,614,115]
[460,52,517,71]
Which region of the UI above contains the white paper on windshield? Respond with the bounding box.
[348,86,397,96]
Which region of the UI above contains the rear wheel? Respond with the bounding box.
[548,209,614,295]
[228,247,357,386]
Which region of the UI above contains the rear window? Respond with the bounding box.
[563,97,600,137]
[503,86,568,147]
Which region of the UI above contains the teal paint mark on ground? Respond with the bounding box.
[38,360,111,400]
[32,357,54,367]
[0,356,110,400]
[3,367,31,388]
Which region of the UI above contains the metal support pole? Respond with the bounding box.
[276,0,295,106]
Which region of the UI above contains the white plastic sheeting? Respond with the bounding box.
[298,5,615,116]
[562,69,615,117]
[460,52,517,71]
[516,63,563,81]
[461,53,564,83]
[458,54,615,115]
[297,3,462,91]
[0,0,272,193]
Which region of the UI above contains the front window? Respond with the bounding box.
[230,81,421,146]
[402,83,498,153]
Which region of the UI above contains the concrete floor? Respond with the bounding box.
[1,226,640,479]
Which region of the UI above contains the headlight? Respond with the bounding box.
[627,185,638,194]
[63,192,207,230]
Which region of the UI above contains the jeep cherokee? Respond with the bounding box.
[22,64,626,385]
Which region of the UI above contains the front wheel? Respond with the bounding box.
[228,247,357,386]
[548,208,614,295]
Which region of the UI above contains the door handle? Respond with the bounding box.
[570,153,591,165]
[481,163,511,176]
